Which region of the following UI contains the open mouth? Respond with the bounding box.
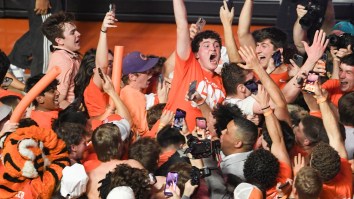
[209,54,218,64]
[340,81,348,86]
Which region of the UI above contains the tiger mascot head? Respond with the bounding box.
[0,125,70,199]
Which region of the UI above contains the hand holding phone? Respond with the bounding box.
[187,80,197,100]
[302,71,319,94]
[109,3,116,13]
[196,17,206,32]
[244,79,258,94]
[293,54,304,67]
[164,172,178,197]
[272,50,282,68]
[174,109,186,130]
[196,117,207,139]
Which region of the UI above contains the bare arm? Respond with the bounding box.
[293,4,308,55]
[314,83,347,159]
[321,0,335,34]
[237,0,256,49]
[220,1,242,63]
[173,0,191,60]
[6,72,25,91]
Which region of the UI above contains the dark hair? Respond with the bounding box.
[55,122,88,153]
[340,53,354,66]
[338,92,354,126]
[221,63,251,96]
[231,116,258,151]
[52,107,88,132]
[0,49,10,84]
[212,103,243,137]
[295,166,323,199]
[301,116,328,145]
[98,164,150,199]
[252,27,287,49]
[18,118,38,128]
[262,120,295,152]
[168,162,193,194]
[244,149,280,190]
[147,103,166,130]
[92,123,122,162]
[191,30,222,53]
[128,137,161,173]
[74,49,97,102]
[156,125,185,148]
[310,142,341,182]
[42,11,75,45]
[25,73,58,107]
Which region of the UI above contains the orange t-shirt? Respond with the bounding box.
[270,71,289,89]
[84,78,109,117]
[164,52,225,131]
[158,150,176,167]
[120,85,149,137]
[30,110,58,129]
[266,161,293,199]
[321,79,342,107]
[319,158,353,199]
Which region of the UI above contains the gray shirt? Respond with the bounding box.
[220,151,252,180]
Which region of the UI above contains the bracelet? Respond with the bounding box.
[261,105,270,110]
[263,109,273,117]
[100,29,107,33]
[316,97,327,104]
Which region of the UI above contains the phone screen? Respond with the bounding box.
[196,18,206,32]
[109,3,116,13]
[188,80,197,99]
[174,109,186,130]
[196,117,207,139]
[272,50,282,67]
[244,79,258,94]
[164,172,178,196]
[302,72,319,94]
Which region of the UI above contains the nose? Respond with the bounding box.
[255,45,261,54]
[55,90,60,96]
[339,71,345,79]
[76,31,81,37]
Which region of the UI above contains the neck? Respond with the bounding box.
[227,93,246,100]
[127,83,143,92]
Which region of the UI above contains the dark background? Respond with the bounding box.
[0,0,353,25]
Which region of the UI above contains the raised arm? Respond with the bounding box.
[220,1,242,63]
[237,0,256,49]
[94,11,117,88]
[293,4,308,55]
[314,82,347,159]
[173,0,191,60]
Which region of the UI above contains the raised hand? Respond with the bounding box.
[296,4,307,19]
[101,11,118,32]
[293,153,305,176]
[34,0,51,15]
[220,0,235,26]
[238,46,262,70]
[302,30,329,63]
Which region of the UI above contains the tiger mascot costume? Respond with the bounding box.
[0,125,70,199]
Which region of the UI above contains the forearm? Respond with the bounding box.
[223,23,241,62]
[173,0,191,59]
[237,0,256,48]
[331,59,340,79]
[163,51,176,78]
[293,18,307,55]
[108,91,132,125]
[321,0,335,34]
[96,28,108,73]
[6,72,25,91]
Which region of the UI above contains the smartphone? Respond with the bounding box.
[98,68,105,83]
[317,53,327,76]
[196,117,207,139]
[244,79,258,94]
[272,50,282,68]
[196,17,206,32]
[226,0,234,10]
[149,173,157,185]
[164,172,178,197]
[187,80,197,99]
[278,181,290,189]
[109,3,116,13]
[1,77,13,90]
[174,109,186,130]
[302,71,319,94]
[293,54,304,67]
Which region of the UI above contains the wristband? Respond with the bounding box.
[316,97,327,104]
[261,106,270,110]
[101,29,107,33]
[263,109,273,117]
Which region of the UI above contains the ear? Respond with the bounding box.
[303,138,311,146]
[195,52,200,59]
[128,73,137,81]
[237,84,246,94]
[71,144,77,153]
[234,140,243,149]
[55,37,64,46]
[35,96,44,104]
[278,48,284,54]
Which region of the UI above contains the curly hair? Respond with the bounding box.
[221,62,251,96]
[147,103,166,130]
[191,30,222,53]
[98,164,150,199]
[128,137,161,173]
[310,142,341,182]
[338,92,354,126]
[212,103,243,137]
[295,166,322,199]
[252,27,287,49]
[243,149,280,190]
[262,120,295,152]
[42,11,75,45]
[55,122,88,153]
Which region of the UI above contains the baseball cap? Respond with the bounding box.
[0,104,11,121]
[107,186,135,199]
[122,51,159,75]
[234,183,263,199]
[60,163,89,199]
[332,21,354,36]
[103,114,131,141]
